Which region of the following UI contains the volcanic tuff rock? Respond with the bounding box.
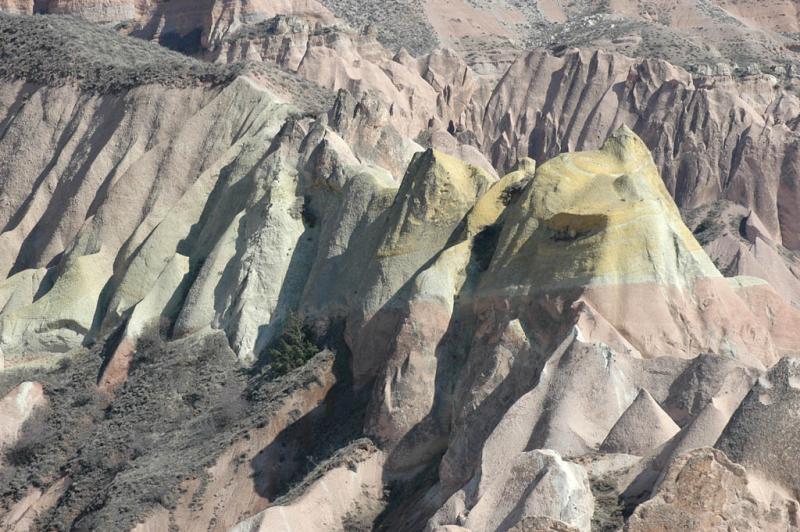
[626,448,800,531]
[8,0,800,72]
[7,6,800,305]
[428,449,594,532]
[716,356,800,500]
[0,381,45,454]
[210,17,800,280]
[2,9,800,532]
[599,389,680,456]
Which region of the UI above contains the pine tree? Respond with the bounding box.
[266,313,318,376]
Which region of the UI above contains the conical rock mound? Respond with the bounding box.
[485,124,720,292]
[600,388,680,456]
[478,125,800,369]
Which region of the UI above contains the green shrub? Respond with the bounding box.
[265,313,319,377]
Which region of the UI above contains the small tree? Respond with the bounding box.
[266,314,319,377]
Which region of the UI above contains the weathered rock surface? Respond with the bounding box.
[428,449,594,532]
[231,441,385,532]
[0,381,46,453]
[2,11,800,532]
[211,17,800,296]
[627,448,800,531]
[6,9,800,310]
[600,389,680,456]
[716,356,800,500]
[9,0,800,74]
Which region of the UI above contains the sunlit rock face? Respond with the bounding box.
[1,12,800,527]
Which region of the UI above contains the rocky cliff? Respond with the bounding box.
[1,8,800,532]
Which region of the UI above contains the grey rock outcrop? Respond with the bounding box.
[716,356,800,499]
[600,389,680,456]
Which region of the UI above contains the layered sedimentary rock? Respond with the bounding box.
[214,18,800,268]
[391,128,800,532]
[0,76,296,356]
[2,11,800,531]
[5,5,800,307]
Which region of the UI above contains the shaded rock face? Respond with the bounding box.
[428,449,594,532]
[230,441,386,532]
[682,200,800,310]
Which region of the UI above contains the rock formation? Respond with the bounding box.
[200,15,800,307]
[7,0,800,72]
[716,356,800,500]
[600,389,680,456]
[627,448,800,531]
[0,6,800,532]
[0,382,46,454]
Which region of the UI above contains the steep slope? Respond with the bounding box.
[5,2,800,308]
[716,356,800,499]
[2,10,800,532]
[206,18,800,306]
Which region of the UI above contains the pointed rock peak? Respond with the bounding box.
[393,47,414,65]
[600,389,680,456]
[378,149,493,257]
[742,209,774,245]
[601,124,652,167]
[484,127,720,291]
[404,149,494,194]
